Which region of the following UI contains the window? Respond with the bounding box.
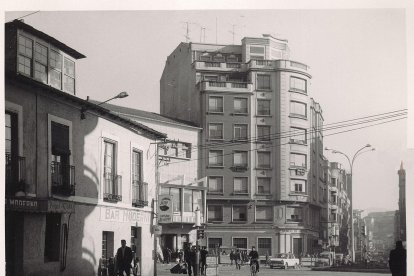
[200,53,211,61]
[102,231,114,267]
[208,96,223,113]
[18,35,33,76]
[290,77,307,93]
[51,121,74,196]
[257,100,271,116]
[181,143,191,159]
[17,35,76,93]
[63,58,75,94]
[233,151,247,167]
[132,150,147,207]
[34,43,48,83]
[233,205,247,222]
[170,188,181,212]
[233,177,248,194]
[290,127,307,144]
[208,176,223,193]
[44,214,61,262]
[286,207,303,222]
[257,75,271,90]
[208,238,222,251]
[103,140,121,201]
[250,46,265,54]
[291,179,306,193]
[5,111,23,196]
[257,152,271,168]
[258,238,272,256]
[256,206,273,222]
[208,205,223,222]
[49,49,62,89]
[290,153,306,167]
[209,123,223,139]
[257,178,271,194]
[233,238,248,249]
[257,126,271,141]
[234,124,248,140]
[184,189,193,212]
[234,98,248,114]
[192,190,203,214]
[290,101,307,118]
[209,150,223,166]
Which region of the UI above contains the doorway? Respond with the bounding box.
[293,238,303,257]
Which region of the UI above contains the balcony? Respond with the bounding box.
[132,180,148,207]
[51,161,75,196]
[200,81,253,93]
[103,173,122,202]
[193,61,245,72]
[231,165,248,172]
[5,153,26,195]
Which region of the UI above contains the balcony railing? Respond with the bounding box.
[132,180,148,207]
[51,161,75,196]
[200,81,253,93]
[103,172,122,202]
[193,61,244,71]
[231,165,248,172]
[5,153,26,195]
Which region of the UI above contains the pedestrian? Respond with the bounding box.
[230,249,235,265]
[248,246,260,273]
[389,240,406,276]
[184,245,196,276]
[116,239,133,276]
[234,249,241,270]
[200,246,209,275]
[165,247,172,264]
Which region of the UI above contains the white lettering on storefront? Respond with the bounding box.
[101,207,150,225]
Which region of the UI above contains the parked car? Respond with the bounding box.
[269,253,299,269]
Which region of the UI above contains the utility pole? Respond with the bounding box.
[153,141,160,276]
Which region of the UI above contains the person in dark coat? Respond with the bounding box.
[200,246,209,275]
[184,245,195,276]
[116,239,133,276]
[389,240,406,276]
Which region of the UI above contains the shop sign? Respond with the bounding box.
[48,200,75,213]
[158,195,173,223]
[6,198,44,212]
[100,207,151,225]
[153,225,162,235]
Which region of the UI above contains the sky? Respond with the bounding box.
[2,8,413,214]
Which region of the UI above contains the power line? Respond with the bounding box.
[161,115,406,167]
[165,109,407,159]
[188,110,407,153]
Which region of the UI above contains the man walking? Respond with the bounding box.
[116,239,133,276]
[389,240,406,276]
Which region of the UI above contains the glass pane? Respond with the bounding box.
[35,43,48,64]
[64,58,75,77]
[63,75,75,94]
[184,189,192,212]
[50,69,62,89]
[170,188,181,212]
[50,50,62,69]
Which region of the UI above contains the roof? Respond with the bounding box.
[7,74,166,139]
[91,101,200,129]
[6,19,86,59]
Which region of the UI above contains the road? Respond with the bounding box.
[156,263,391,276]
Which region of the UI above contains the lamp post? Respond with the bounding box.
[80,91,129,119]
[195,207,201,276]
[324,144,375,263]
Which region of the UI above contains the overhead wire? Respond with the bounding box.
[162,109,407,160]
[160,114,407,167]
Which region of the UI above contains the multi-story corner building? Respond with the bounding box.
[326,162,351,255]
[160,35,325,257]
[365,211,395,262]
[354,209,368,262]
[4,19,166,275]
[397,161,406,243]
[96,103,206,252]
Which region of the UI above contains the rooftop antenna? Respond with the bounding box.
[8,10,40,23]
[180,21,198,43]
[229,24,245,45]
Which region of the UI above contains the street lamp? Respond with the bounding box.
[324,144,375,263]
[80,91,129,119]
[195,207,201,276]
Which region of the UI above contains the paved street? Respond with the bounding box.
[156,263,391,276]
